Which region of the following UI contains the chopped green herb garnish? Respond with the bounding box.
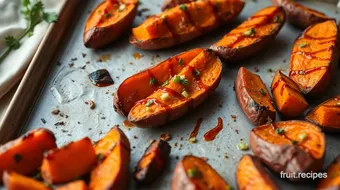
[173,75,181,83]
[13,154,22,163]
[299,133,307,141]
[179,4,187,11]
[145,99,154,107]
[268,68,273,72]
[97,153,104,161]
[274,15,281,23]
[194,69,200,76]
[259,88,266,95]
[292,140,298,145]
[161,93,170,100]
[119,4,126,12]
[180,78,189,86]
[243,28,255,36]
[178,58,184,66]
[237,141,249,151]
[149,77,157,85]
[33,172,41,180]
[299,43,308,48]
[162,80,169,86]
[182,90,189,98]
[188,137,197,143]
[104,13,111,18]
[275,128,285,135]
[161,14,167,21]
[187,168,202,178]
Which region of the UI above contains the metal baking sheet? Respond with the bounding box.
[13,0,340,189]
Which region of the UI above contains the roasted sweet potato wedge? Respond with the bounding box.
[210,6,285,61]
[84,0,138,48]
[89,126,131,190]
[235,67,276,126]
[317,155,340,190]
[250,120,325,180]
[56,180,88,190]
[289,20,339,96]
[41,137,96,184]
[236,154,279,190]
[134,139,171,184]
[272,0,331,29]
[130,0,245,50]
[271,71,308,118]
[306,96,340,132]
[0,128,56,182]
[172,155,231,190]
[114,48,204,116]
[128,49,222,128]
[3,171,50,190]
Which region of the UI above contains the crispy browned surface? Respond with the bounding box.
[161,0,194,11]
[236,154,279,190]
[250,120,325,180]
[128,49,222,128]
[3,171,50,190]
[210,6,285,61]
[235,67,276,125]
[272,0,331,29]
[289,20,339,96]
[271,71,308,118]
[56,180,88,190]
[114,48,204,116]
[130,0,245,50]
[0,128,56,182]
[84,0,138,48]
[89,126,131,190]
[134,140,171,184]
[317,156,340,190]
[41,137,96,184]
[306,96,340,131]
[172,155,231,190]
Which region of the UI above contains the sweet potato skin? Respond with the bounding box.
[250,121,325,180]
[128,49,223,128]
[41,137,97,184]
[84,0,138,48]
[236,154,279,190]
[114,48,204,116]
[134,140,171,184]
[317,156,340,190]
[56,180,88,190]
[271,0,331,29]
[3,171,50,190]
[235,67,276,126]
[0,128,57,181]
[210,6,285,62]
[130,0,245,50]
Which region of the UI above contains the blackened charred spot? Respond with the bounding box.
[89,69,114,87]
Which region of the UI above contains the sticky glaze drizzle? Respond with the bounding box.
[203,117,223,141]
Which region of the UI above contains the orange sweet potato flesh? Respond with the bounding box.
[0,128,56,182]
[114,48,204,116]
[172,155,231,190]
[41,137,96,184]
[289,20,339,96]
[250,121,325,177]
[235,67,276,125]
[130,0,245,50]
[90,126,131,190]
[210,6,285,61]
[128,49,222,128]
[56,180,88,190]
[271,71,308,118]
[84,0,138,48]
[306,96,340,131]
[317,156,340,190]
[236,154,279,190]
[3,171,50,190]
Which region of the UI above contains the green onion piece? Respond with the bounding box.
[180,78,189,86]
[162,80,169,86]
[275,128,284,135]
[299,133,307,140]
[259,88,266,95]
[274,15,281,23]
[161,14,167,20]
[97,153,104,161]
[149,77,157,85]
[145,99,154,107]
[179,4,187,11]
[292,139,298,145]
[161,93,170,100]
[182,90,189,98]
[237,141,249,151]
[299,43,308,48]
[119,4,126,12]
[187,168,202,178]
[194,69,200,76]
[243,28,255,36]
[173,75,181,83]
[178,58,184,66]
[188,137,197,143]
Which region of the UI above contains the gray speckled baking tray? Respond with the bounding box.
[7,0,340,189]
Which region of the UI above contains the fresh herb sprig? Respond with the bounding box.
[0,0,58,63]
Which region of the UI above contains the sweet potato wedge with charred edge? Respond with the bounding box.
[289,20,339,96]
[114,48,204,116]
[41,137,96,184]
[210,6,285,61]
[236,154,279,190]
[3,171,50,190]
[0,128,56,182]
[90,126,130,190]
[306,95,340,132]
[172,155,231,190]
[271,71,308,118]
[56,180,88,190]
[134,139,171,184]
[272,0,331,29]
[250,120,325,180]
[84,0,138,48]
[130,0,245,50]
[128,49,222,128]
[317,155,340,190]
[235,67,276,126]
